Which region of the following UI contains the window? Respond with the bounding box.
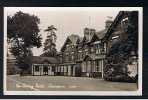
[71,55,74,61]
[81,63,85,72]
[95,44,101,54]
[78,50,82,60]
[96,67,99,72]
[71,45,74,49]
[85,48,89,55]
[93,61,96,72]
[96,49,98,54]
[66,44,70,51]
[91,47,94,53]
[65,53,69,62]
[43,66,48,72]
[64,66,67,72]
[96,48,101,54]
[35,65,39,72]
[63,66,65,72]
[71,52,74,61]
[91,61,94,72]
[103,43,106,53]
[69,54,71,61]
[83,62,87,72]
[111,35,120,45]
[96,60,99,66]
[52,66,55,72]
[67,66,68,72]
[112,35,119,40]
[99,61,102,72]
[121,17,130,33]
[87,61,91,72]
[71,52,74,54]
[78,53,81,60]
[96,60,101,72]
[55,67,58,72]
[61,66,64,72]
[66,44,69,48]
[58,67,61,72]
[96,43,100,48]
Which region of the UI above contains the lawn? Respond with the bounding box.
[6,75,137,91]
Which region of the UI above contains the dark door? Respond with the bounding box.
[43,66,48,75]
[75,65,81,77]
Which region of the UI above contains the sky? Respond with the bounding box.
[6,7,123,56]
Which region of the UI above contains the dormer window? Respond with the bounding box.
[112,35,119,40]
[121,17,128,26]
[85,49,88,52]
[122,17,128,22]
[111,35,120,45]
[78,50,82,53]
[66,44,69,47]
[121,17,129,32]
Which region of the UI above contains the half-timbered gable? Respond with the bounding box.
[103,11,133,53]
[58,34,81,76]
[61,34,79,63]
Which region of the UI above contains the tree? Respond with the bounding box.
[41,25,57,57]
[7,11,42,74]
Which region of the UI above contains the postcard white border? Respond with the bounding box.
[3,7,143,96]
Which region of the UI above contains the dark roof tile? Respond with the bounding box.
[96,29,108,39]
[31,56,59,64]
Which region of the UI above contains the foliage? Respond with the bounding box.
[7,11,42,72]
[104,11,138,82]
[41,25,57,57]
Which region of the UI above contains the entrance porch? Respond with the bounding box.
[81,55,104,78]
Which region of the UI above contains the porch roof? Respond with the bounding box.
[31,56,59,64]
[83,54,105,61]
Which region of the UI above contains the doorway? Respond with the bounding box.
[43,66,48,75]
[75,65,81,77]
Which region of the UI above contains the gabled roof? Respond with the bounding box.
[76,37,83,44]
[83,55,93,61]
[82,33,95,43]
[61,34,80,51]
[103,11,130,42]
[90,33,99,43]
[31,56,59,64]
[83,54,105,61]
[90,28,107,43]
[68,34,79,44]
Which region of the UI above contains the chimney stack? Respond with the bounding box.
[105,16,113,29]
[84,28,96,41]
